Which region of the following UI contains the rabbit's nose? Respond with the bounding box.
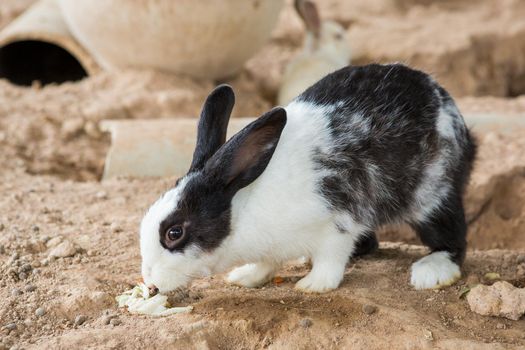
[148,285,159,296]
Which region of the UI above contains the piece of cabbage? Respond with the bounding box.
[116,283,193,316]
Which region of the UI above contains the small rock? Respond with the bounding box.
[7,253,19,265]
[23,319,33,328]
[61,117,85,139]
[48,241,77,258]
[517,254,525,264]
[74,315,87,326]
[517,264,525,278]
[299,318,312,328]
[109,318,121,326]
[362,304,377,315]
[0,223,4,231]
[18,272,27,280]
[95,191,108,200]
[35,307,46,317]
[24,284,36,292]
[0,245,5,255]
[84,121,103,139]
[467,281,525,320]
[20,263,32,272]
[32,260,41,268]
[5,323,16,331]
[496,322,505,329]
[11,288,22,297]
[45,236,62,248]
[102,315,115,325]
[110,223,122,233]
[32,225,39,232]
[424,329,434,341]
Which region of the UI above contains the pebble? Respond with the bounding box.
[299,318,313,328]
[496,322,506,329]
[48,241,77,258]
[110,223,122,233]
[102,314,117,325]
[0,245,5,255]
[10,288,22,297]
[46,236,62,248]
[32,225,40,232]
[18,272,27,280]
[0,223,4,231]
[25,284,36,292]
[74,315,87,326]
[95,191,108,200]
[109,318,121,326]
[7,253,19,265]
[20,263,32,272]
[35,307,46,317]
[517,264,525,277]
[362,304,378,315]
[5,323,16,331]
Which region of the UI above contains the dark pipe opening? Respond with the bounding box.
[0,40,88,86]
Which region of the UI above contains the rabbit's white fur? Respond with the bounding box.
[278,20,351,106]
[141,101,366,293]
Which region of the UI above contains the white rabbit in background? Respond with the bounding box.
[278,0,351,106]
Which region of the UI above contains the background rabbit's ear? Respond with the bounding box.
[189,84,235,172]
[295,0,321,38]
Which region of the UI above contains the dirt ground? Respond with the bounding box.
[1,0,525,349]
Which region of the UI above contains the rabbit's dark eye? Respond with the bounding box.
[334,33,343,40]
[166,226,184,242]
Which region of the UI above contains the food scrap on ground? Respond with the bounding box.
[116,283,193,317]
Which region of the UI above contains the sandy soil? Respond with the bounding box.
[1,0,525,349]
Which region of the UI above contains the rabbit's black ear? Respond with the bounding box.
[295,0,321,38]
[204,107,287,193]
[189,85,235,172]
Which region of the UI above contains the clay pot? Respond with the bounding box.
[58,0,283,79]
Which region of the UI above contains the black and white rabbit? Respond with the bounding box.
[140,64,476,293]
